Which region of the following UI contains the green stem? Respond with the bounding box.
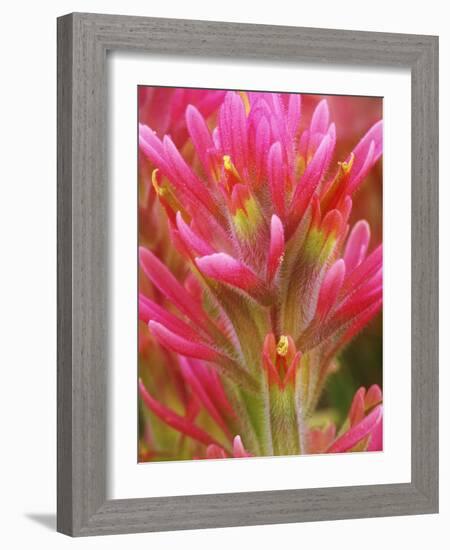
[240,379,274,456]
[268,385,300,456]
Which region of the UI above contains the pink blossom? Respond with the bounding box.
[138,90,383,460]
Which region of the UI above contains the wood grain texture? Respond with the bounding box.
[57,12,439,536]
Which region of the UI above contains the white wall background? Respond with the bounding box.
[0,1,446,548]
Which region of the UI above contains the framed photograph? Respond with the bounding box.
[57,13,438,536]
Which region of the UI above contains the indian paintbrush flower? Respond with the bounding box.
[138,90,383,459]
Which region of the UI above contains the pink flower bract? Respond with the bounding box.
[138,89,383,460]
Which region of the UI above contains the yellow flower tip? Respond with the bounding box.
[238,91,251,116]
[276,335,289,357]
[151,168,164,195]
[223,154,232,171]
[339,152,355,174]
[223,155,241,181]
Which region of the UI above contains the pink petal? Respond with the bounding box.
[254,116,271,184]
[346,120,383,194]
[367,412,383,451]
[283,351,302,388]
[206,444,227,459]
[323,123,336,172]
[163,135,216,213]
[139,247,210,332]
[229,184,251,214]
[342,245,383,296]
[139,293,198,340]
[189,359,236,418]
[298,129,310,161]
[194,90,227,118]
[333,281,382,323]
[207,366,237,418]
[233,435,251,458]
[328,405,383,453]
[348,387,366,427]
[344,220,371,272]
[178,357,232,438]
[287,93,301,137]
[320,209,344,240]
[185,104,217,180]
[315,259,346,321]
[267,142,286,217]
[269,113,287,153]
[267,215,285,282]
[289,131,334,231]
[352,120,383,173]
[366,384,383,410]
[148,321,220,361]
[176,212,215,256]
[346,140,375,196]
[195,253,264,294]
[139,379,221,447]
[310,99,330,134]
[339,297,383,347]
[140,125,221,226]
[308,424,337,454]
[263,351,282,387]
[218,92,248,177]
[139,123,172,176]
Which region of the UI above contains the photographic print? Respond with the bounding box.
[138,87,383,462]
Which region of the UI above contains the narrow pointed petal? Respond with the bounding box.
[346,120,383,194]
[344,220,371,272]
[283,351,302,388]
[308,424,337,454]
[315,259,346,321]
[176,212,215,256]
[194,90,227,118]
[346,140,375,196]
[189,359,236,419]
[320,209,344,242]
[179,357,232,438]
[233,435,251,458]
[196,253,265,294]
[348,387,366,427]
[342,244,383,295]
[334,281,382,322]
[310,99,330,134]
[267,215,285,282]
[139,123,172,176]
[287,93,301,137]
[340,195,353,225]
[254,116,271,185]
[139,246,210,332]
[267,142,286,217]
[367,413,383,451]
[139,379,221,447]
[263,351,282,387]
[148,321,221,361]
[185,104,217,180]
[219,92,249,176]
[139,294,198,340]
[206,444,227,459]
[327,405,383,453]
[210,371,236,418]
[339,297,383,347]
[289,131,334,231]
[163,135,217,213]
[352,120,383,173]
[366,384,383,410]
[323,123,336,172]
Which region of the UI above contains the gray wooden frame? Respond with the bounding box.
[57,12,439,537]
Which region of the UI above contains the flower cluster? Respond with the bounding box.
[138,89,382,460]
